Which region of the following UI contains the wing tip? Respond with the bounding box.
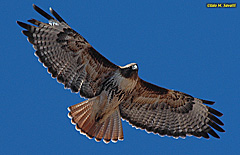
[208,129,221,139]
[207,106,223,117]
[208,120,225,133]
[16,21,29,29]
[49,5,67,23]
[16,20,20,25]
[32,4,54,20]
[32,4,38,12]
[208,113,224,126]
[201,99,215,105]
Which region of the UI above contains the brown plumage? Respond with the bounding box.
[17,4,225,143]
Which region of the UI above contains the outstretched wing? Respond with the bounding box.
[120,78,225,139]
[17,4,119,98]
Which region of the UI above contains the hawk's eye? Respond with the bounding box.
[132,64,138,70]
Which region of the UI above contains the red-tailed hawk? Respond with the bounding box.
[17,4,225,143]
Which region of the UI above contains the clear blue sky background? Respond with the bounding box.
[1,0,240,154]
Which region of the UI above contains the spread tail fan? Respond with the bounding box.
[68,97,124,143]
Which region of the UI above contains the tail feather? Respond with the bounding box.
[103,115,114,143]
[68,100,92,117]
[74,108,91,127]
[95,117,110,142]
[81,113,106,139]
[68,97,124,143]
[112,111,120,142]
[87,122,102,139]
[118,120,124,141]
[75,112,91,133]
[109,109,124,142]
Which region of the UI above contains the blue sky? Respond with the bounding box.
[1,0,240,154]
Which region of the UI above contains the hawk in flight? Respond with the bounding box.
[17,4,224,143]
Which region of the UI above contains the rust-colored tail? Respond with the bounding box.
[67,97,124,143]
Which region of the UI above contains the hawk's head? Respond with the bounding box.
[120,63,138,79]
